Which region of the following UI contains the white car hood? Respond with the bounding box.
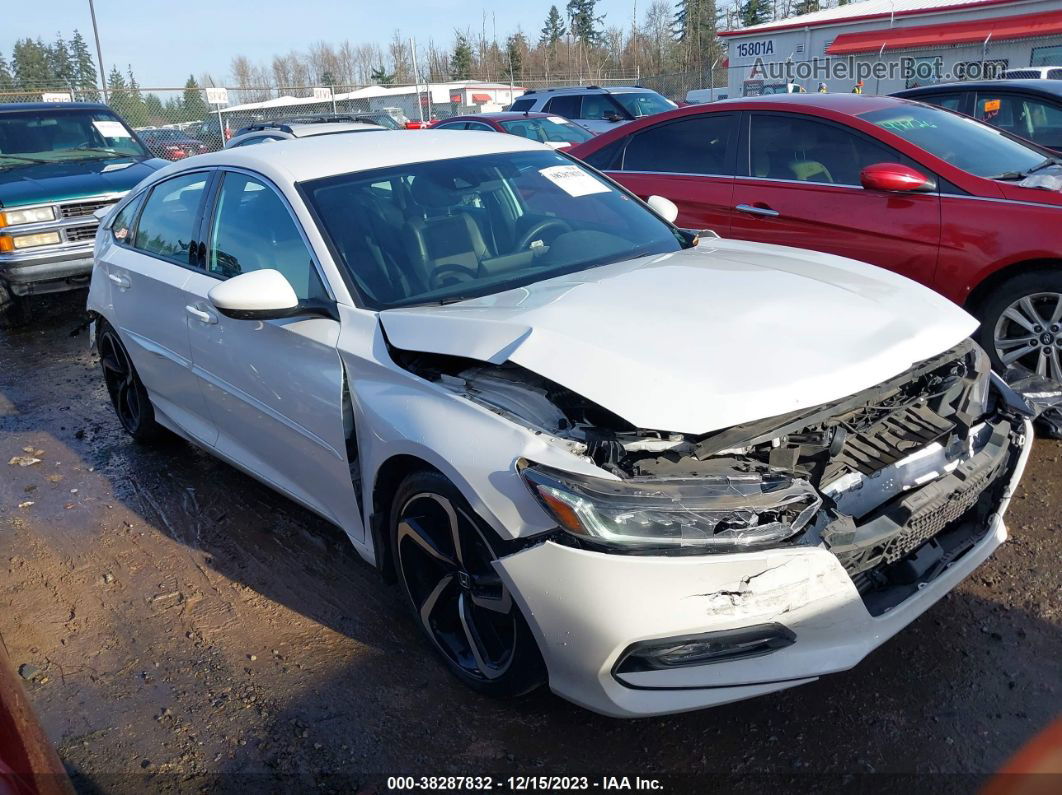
[379,238,978,435]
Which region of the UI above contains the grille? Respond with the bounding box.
[59,199,115,219]
[65,225,98,242]
[823,402,955,483]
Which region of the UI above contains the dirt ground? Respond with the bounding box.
[1,292,1060,793]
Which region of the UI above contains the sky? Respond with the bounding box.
[5,0,641,87]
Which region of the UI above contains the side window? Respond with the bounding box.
[509,98,535,112]
[622,115,736,175]
[580,95,616,121]
[748,114,898,186]
[543,95,581,119]
[976,93,1062,149]
[110,193,144,245]
[132,172,208,263]
[465,122,495,131]
[435,122,467,130]
[208,172,326,301]
[921,92,965,112]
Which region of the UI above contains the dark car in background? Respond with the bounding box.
[431,111,594,149]
[894,80,1062,153]
[0,102,164,327]
[137,127,208,160]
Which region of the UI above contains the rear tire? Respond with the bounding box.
[96,320,165,443]
[0,281,32,330]
[390,469,546,698]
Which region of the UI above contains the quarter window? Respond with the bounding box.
[748,114,898,185]
[110,193,144,245]
[622,115,735,175]
[132,172,208,263]
[543,95,581,119]
[208,173,326,301]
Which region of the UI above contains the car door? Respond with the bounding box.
[730,111,941,286]
[602,112,738,235]
[180,169,362,533]
[973,91,1062,153]
[98,170,218,445]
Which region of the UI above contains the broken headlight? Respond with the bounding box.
[521,462,821,553]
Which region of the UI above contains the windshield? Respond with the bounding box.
[0,108,148,168]
[499,116,593,146]
[859,104,1051,179]
[611,92,676,118]
[303,150,685,309]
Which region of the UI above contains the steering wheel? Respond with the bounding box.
[429,263,479,289]
[515,218,572,251]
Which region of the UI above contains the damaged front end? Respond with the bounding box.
[397,339,1029,614]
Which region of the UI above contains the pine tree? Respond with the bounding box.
[0,54,14,92]
[106,65,131,119]
[370,65,395,86]
[450,31,473,80]
[12,38,52,90]
[540,6,567,47]
[566,0,604,46]
[144,93,164,122]
[673,1,721,72]
[739,0,770,27]
[70,30,99,100]
[505,33,526,81]
[123,66,148,127]
[793,0,820,15]
[48,34,74,90]
[182,75,208,121]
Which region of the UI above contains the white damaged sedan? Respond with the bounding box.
[88,131,1035,717]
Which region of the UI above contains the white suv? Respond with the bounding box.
[509,86,676,134]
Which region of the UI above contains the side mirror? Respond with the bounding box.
[860,162,936,193]
[208,269,300,320]
[647,195,679,224]
[605,112,623,123]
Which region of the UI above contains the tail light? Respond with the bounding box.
[404,121,428,129]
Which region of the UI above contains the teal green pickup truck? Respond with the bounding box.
[0,102,164,327]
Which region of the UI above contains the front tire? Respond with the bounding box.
[390,470,546,697]
[976,270,1062,380]
[0,281,32,330]
[96,320,164,443]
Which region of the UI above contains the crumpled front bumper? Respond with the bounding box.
[496,419,1033,718]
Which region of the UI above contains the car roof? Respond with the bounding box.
[709,93,905,114]
[286,122,383,137]
[157,129,546,184]
[524,85,658,97]
[0,102,112,112]
[895,79,1062,97]
[445,112,555,122]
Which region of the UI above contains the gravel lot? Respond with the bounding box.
[1,293,1059,792]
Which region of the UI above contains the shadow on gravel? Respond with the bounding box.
[3,294,1060,792]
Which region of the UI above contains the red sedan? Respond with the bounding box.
[570,94,1062,381]
[431,111,594,150]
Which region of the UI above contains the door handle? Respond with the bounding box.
[736,203,781,218]
[185,304,218,325]
[107,272,131,289]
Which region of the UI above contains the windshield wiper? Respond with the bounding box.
[0,154,52,165]
[991,157,1061,180]
[60,147,128,159]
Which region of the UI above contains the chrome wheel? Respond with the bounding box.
[993,292,1062,381]
[395,492,516,681]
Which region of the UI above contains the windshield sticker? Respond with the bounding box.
[92,120,131,138]
[879,118,937,132]
[982,99,1001,113]
[547,116,570,124]
[539,165,609,197]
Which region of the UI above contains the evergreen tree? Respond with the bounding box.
[793,0,820,14]
[0,54,14,92]
[566,0,604,46]
[144,93,164,122]
[673,1,721,73]
[106,65,131,119]
[48,34,74,89]
[182,75,209,121]
[370,65,395,85]
[123,66,148,127]
[70,30,99,100]
[540,5,567,47]
[739,0,770,27]
[12,38,52,90]
[450,31,473,80]
[505,33,526,81]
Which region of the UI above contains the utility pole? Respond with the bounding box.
[88,0,108,102]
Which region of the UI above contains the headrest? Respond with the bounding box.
[411,175,458,208]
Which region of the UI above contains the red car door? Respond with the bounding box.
[599,112,739,235]
[730,111,941,287]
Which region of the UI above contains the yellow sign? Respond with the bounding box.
[983,98,1001,113]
